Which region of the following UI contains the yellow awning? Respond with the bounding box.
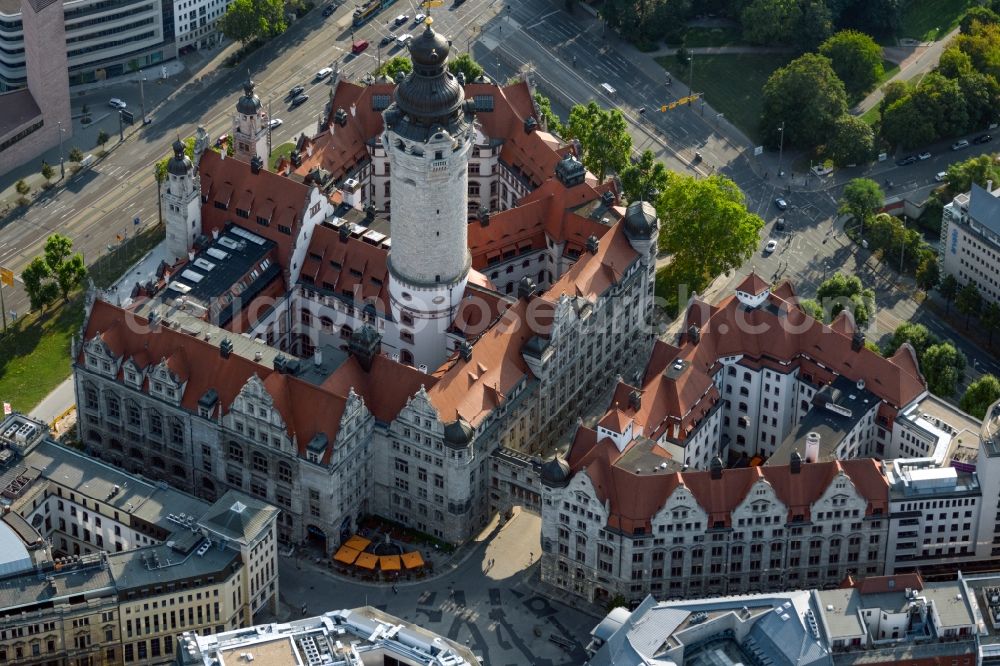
[345,535,372,551]
[333,545,361,564]
[380,555,401,571]
[355,552,378,570]
[401,551,425,569]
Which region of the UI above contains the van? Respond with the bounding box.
[600,82,616,96]
[396,33,413,47]
[351,39,369,54]
[316,67,333,79]
[951,139,970,151]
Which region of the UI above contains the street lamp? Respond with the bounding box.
[777,121,785,178]
[138,75,147,124]
[56,120,66,179]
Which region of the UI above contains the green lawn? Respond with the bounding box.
[0,297,84,413]
[899,0,972,41]
[656,54,793,144]
[269,142,296,171]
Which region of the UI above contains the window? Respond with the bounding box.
[277,461,293,484]
[252,452,268,473]
[228,442,244,463]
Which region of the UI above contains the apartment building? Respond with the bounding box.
[0,413,279,666]
[175,607,479,666]
[940,182,1000,306]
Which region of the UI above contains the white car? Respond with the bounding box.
[918,151,932,160]
[394,14,408,24]
[268,118,283,129]
[396,33,413,47]
[108,98,126,110]
[935,171,947,182]
[764,240,778,254]
[414,13,426,23]
[316,67,332,79]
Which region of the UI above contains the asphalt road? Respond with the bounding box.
[0,0,503,318]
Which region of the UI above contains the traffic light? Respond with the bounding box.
[120,109,135,125]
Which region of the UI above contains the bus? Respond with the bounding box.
[352,0,398,26]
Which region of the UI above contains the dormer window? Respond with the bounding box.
[126,371,137,383]
[153,381,163,392]
[102,361,111,373]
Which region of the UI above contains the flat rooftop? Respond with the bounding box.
[903,393,982,463]
[615,438,682,476]
[0,89,41,140]
[219,637,298,666]
[107,540,240,592]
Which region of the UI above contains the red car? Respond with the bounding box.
[351,39,369,54]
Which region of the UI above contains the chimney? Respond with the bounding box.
[459,341,473,362]
[220,150,225,161]
[710,456,723,480]
[365,202,377,222]
[628,390,641,411]
[334,108,348,127]
[339,225,350,243]
[188,250,195,262]
[805,431,820,463]
[851,329,865,352]
[790,450,802,474]
[586,235,599,255]
[212,228,219,240]
[250,155,264,174]
[313,348,323,368]
[687,325,701,345]
[479,207,490,227]
[220,338,234,358]
[856,378,866,391]
[273,355,287,373]
[601,190,615,207]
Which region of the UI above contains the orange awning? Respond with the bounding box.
[401,551,425,569]
[380,555,401,571]
[355,552,378,570]
[333,546,361,565]
[345,535,372,551]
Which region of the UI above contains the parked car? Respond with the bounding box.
[287,85,304,98]
[918,151,932,160]
[774,197,788,210]
[935,171,948,182]
[764,240,778,254]
[952,139,970,151]
[775,218,786,231]
[315,67,332,79]
[268,118,283,129]
[108,98,126,110]
[322,4,335,16]
[380,33,395,46]
[396,33,413,47]
[414,13,426,23]
[394,14,408,25]
[895,155,917,166]
[974,134,993,145]
[291,94,309,108]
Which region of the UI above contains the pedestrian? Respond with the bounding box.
[392,584,398,594]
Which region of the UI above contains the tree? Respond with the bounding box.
[97,130,109,150]
[40,161,54,181]
[22,258,57,311]
[68,147,84,163]
[376,56,412,80]
[922,342,966,397]
[741,0,798,45]
[826,115,874,166]
[564,101,632,181]
[219,0,286,46]
[916,255,940,291]
[939,274,959,314]
[839,178,883,232]
[793,0,833,51]
[15,179,29,196]
[982,301,1000,346]
[620,150,670,202]
[533,92,563,136]
[760,53,848,149]
[656,173,764,296]
[956,281,983,328]
[945,154,1000,194]
[797,298,826,321]
[961,7,1000,34]
[816,273,876,327]
[884,322,938,358]
[882,73,969,148]
[818,30,884,100]
[448,53,484,82]
[961,374,1000,418]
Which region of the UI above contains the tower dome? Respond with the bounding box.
[623,201,658,240]
[236,79,261,115]
[167,139,191,176]
[443,417,474,447]
[388,21,468,135]
[540,456,571,487]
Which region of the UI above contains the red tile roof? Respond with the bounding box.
[848,573,924,595]
[736,271,769,296]
[199,150,309,271]
[542,224,639,303]
[598,409,632,433]
[300,224,390,312]
[321,354,433,424]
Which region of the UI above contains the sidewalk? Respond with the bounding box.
[28,377,76,436]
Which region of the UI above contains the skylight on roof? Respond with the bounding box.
[229,226,267,245]
[193,258,216,271]
[206,247,229,260]
[181,269,204,283]
[230,501,247,514]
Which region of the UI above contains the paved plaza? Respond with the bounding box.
[272,509,599,665]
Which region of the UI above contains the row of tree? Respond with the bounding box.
[879,19,1000,149]
[798,273,877,328]
[23,235,87,312]
[374,54,484,85]
[599,0,901,50]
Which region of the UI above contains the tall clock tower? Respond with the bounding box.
[232,79,268,164]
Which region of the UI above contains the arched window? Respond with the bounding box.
[151,456,165,469]
[203,477,216,491]
[252,452,268,473]
[277,461,293,484]
[400,350,414,366]
[86,430,103,444]
[172,464,186,478]
[320,316,333,332]
[340,325,353,339]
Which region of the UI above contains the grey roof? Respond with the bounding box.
[539,456,571,485]
[443,418,474,447]
[198,490,277,545]
[623,201,658,241]
[968,182,1000,236]
[0,521,31,578]
[815,589,867,640]
[747,602,829,666]
[0,88,41,140]
[107,540,240,592]
[922,582,976,628]
[0,556,115,612]
[25,440,208,534]
[236,79,262,116]
[167,139,192,176]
